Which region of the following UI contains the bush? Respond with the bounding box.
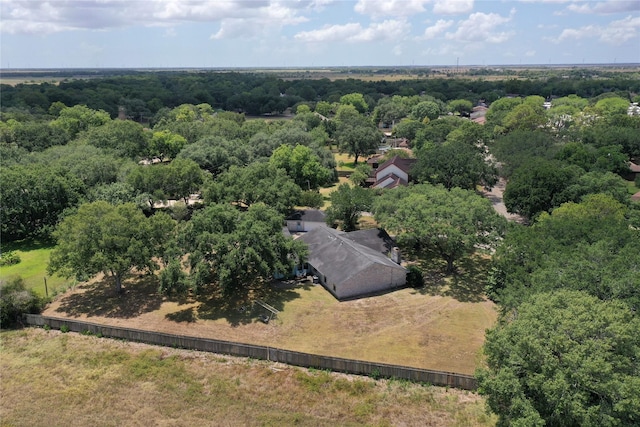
[0,250,21,266]
[0,276,46,328]
[406,265,425,288]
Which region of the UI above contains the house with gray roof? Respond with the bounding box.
[298,227,406,300]
[285,209,327,233]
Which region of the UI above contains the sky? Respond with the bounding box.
[1,0,639,69]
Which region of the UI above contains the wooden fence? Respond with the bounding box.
[24,314,477,390]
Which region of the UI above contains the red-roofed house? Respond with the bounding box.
[373,156,417,189]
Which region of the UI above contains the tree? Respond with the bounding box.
[325,184,373,232]
[177,135,252,176]
[593,96,630,117]
[1,120,70,152]
[48,202,172,293]
[51,104,110,138]
[0,277,46,328]
[205,162,301,216]
[164,158,205,203]
[477,290,640,427]
[84,119,150,159]
[374,184,505,273]
[503,158,582,220]
[411,101,441,122]
[413,141,498,190]
[148,130,187,161]
[1,164,84,241]
[269,144,333,190]
[502,102,546,132]
[488,194,640,312]
[334,112,381,166]
[339,93,369,114]
[447,99,473,116]
[178,203,307,296]
[491,130,558,177]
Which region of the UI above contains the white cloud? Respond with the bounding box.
[423,19,453,39]
[552,14,640,44]
[566,0,640,14]
[354,0,429,17]
[445,9,515,43]
[0,0,309,35]
[294,19,409,42]
[433,0,474,14]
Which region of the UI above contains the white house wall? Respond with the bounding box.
[336,263,406,300]
[376,164,408,183]
[286,220,327,233]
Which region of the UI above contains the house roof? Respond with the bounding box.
[376,156,417,176]
[299,227,404,287]
[340,228,395,255]
[631,191,640,202]
[629,162,640,173]
[374,172,407,189]
[286,209,326,223]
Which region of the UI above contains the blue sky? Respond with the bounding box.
[1,0,639,68]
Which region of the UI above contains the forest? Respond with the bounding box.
[1,68,639,425]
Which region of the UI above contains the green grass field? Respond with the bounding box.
[0,240,73,296]
[1,328,496,427]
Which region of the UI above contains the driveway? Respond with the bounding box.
[483,178,526,223]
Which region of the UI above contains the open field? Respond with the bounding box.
[0,240,73,296]
[43,253,496,376]
[1,328,495,427]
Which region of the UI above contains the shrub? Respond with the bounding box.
[0,250,21,266]
[0,276,46,328]
[406,265,425,288]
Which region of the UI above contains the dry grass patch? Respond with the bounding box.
[1,328,495,426]
[44,254,497,375]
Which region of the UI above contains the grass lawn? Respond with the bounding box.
[0,240,73,297]
[1,328,496,427]
[625,179,640,195]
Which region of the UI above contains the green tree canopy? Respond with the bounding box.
[503,158,583,220]
[48,202,174,293]
[334,111,380,165]
[51,104,111,139]
[177,135,252,176]
[413,141,498,190]
[411,101,441,122]
[269,144,333,190]
[204,162,301,216]
[84,119,150,159]
[339,93,369,114]
[477,290,640,427]
[374,184,505,273]
[488,194,640,312]
[1,164,84,241]
[325,183,373,232]
[148,129,187,161]
[178,203,307,296]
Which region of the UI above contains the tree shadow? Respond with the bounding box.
[165,307,197,323]
[54,273,164,319]
[186,279,305,327]
[1,238,54,252]
[407,252,491,303]
[442,256,491,303]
